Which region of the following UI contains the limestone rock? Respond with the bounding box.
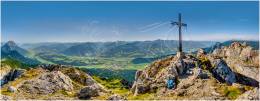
[19,71,74,94]
[174,58,186,75]
[237,87,259,100]
[0,65,12,85]
[197,69,209,79]
[211,41,259,83]
[133,83,150,96]
[78,85,103,99]
[183,55,198,69]
[197,48,206,58]
[131,54,198,95]
[134,70,143,81]
[167,64,179,78]
[211,59,236,85]
[176,52,185,59]
[0,65,25,86]
[107,94,126,101]
[61,67,95,86]
[0,95,11,100]
[1,64,108,100]
[7,86,17,92]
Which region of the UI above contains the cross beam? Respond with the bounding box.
[171,13,187,52]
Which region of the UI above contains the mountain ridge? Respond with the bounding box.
[1,41,40,65]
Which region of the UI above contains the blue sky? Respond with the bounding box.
[1,1,259,43]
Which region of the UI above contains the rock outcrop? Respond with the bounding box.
[78,86,100,99]
[0,95,11,100]
[7,86,17,92]
[131,41,259,100]
[0,64,25,86]
[78,84,106,99]
[197,48,206,58]
[0,64,107,100]
[19,71,74,94]
[131,53,198,96]
[107,94,126,100]
[211,58,236,85]
[212,42,259,82]
[0,65,12,85]
[237,87,259,100]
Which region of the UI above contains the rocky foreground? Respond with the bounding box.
[0,41,259,100]
[131,42,259,100]
[0,65,108,100]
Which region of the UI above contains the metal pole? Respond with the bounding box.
[178,13,182,52]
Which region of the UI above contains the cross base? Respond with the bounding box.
[176,51,185,59]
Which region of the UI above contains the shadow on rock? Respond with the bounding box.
[235,72,259,87]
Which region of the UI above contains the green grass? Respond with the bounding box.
[126,63,148,70]
[224,87,242,99]
[35,53,149,69]
[1,58,34,69]
[93,75,125,89]
[78,63,147,70]
[1,58,21,69]
[93,75,157,100]
[219,86,243,100]
[92,76,129,95]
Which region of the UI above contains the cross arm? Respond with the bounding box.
[171,21,187,27]
[181,23,187,27]
[171,21,178,25]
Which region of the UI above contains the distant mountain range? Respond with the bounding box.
[1,40,258,66]
[20,40,216,58]
[1,41,40,65]
[203,40,259,53]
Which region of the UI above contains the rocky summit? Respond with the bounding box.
[131,52,198,96]
[212,42,259,84]
[0,41,259,100]
[131,42,259,100]
[0,64,107,100]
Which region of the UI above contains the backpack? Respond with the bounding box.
[167,79,175,89]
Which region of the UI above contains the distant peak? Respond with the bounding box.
[2,40,19,51]
[230,41,242,48]
[6,40,17,47]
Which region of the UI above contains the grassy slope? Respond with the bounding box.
[92,75,157,100]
